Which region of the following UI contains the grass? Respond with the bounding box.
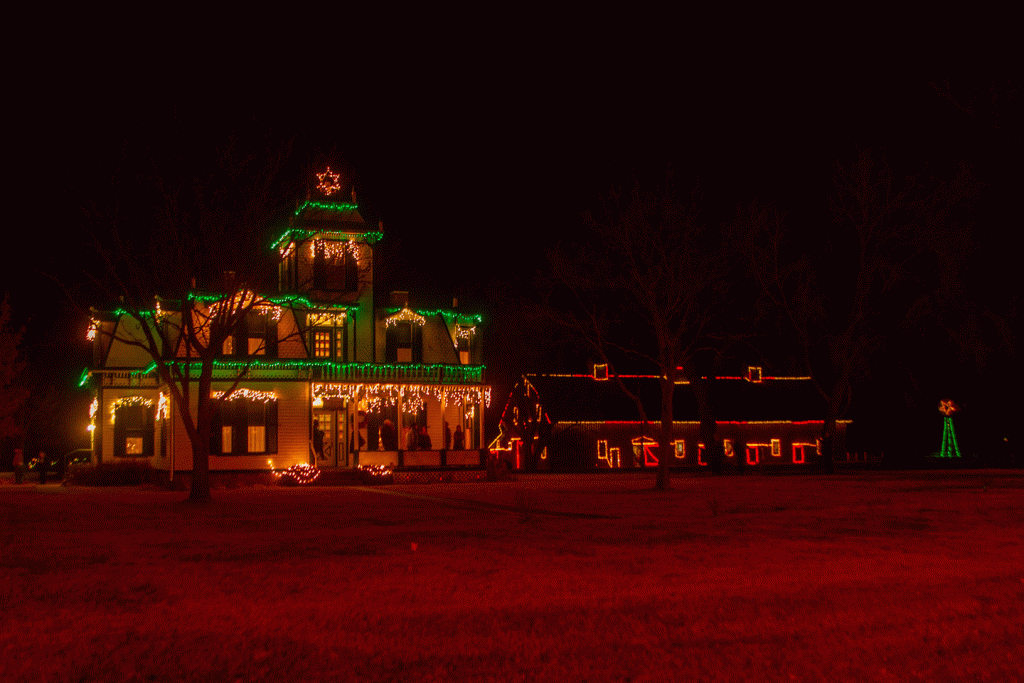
[1,471,1022,682]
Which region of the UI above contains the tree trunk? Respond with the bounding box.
[188,366,215,502]
[692,377,724,475]
[820,413,838,475]
[655,378,673,490]
[820,378,847,476]
[188,441,212,502]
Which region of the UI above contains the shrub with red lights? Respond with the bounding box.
[275,464,321,486]
[358,464,393,485]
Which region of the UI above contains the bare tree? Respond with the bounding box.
[541,172,731,489]
[0,295,28,448]
[83,139,295,502]
[929,78,1021,144]
[734,150,979,472]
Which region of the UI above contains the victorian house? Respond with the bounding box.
[84,170,488,479]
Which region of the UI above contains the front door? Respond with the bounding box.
[313,410,349,468]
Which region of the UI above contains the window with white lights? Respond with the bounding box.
[313,241,358,292]
[113,404,154,457]
[386,321,421,363]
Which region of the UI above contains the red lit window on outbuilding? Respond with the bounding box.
[632,436,658,467]
[792,441,816,464]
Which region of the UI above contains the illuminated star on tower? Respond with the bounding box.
[939,399,958,416]
[316,167,342,196]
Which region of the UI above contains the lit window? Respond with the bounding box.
[114,403,154,457]
[241,313,275,358]
[386,320,420,363]
[314,331,331,357]
[222,336,234,355]
[214,400,277,455]
[248,426,266,453]
[396,322,412,362]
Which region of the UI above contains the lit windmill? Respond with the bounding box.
[937,399,962,458]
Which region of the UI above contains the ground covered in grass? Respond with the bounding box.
[2,471,1022,682]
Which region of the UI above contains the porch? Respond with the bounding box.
[357,449,484,468]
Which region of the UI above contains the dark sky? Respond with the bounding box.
[28,71,1016,295]
[8,63,1019,453]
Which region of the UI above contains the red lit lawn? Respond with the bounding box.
[2,472,1022,682]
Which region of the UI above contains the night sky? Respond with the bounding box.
[8,64,1018,458]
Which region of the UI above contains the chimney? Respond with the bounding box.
[453,297,458,308]
[390,291,409,307]
[351,187,357,204]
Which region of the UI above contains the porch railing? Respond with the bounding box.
[312,363,483,384]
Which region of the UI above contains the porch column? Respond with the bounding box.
[477,389,484,452]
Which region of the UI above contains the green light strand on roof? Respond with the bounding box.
[294,200,358,216]
[270,228,384,251]
[78,368,91,388]
[186,292,353,310]
[133,359,484,379]
[384,307,483,324]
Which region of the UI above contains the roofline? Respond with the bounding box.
[558,420,853,425]
[524,373,813,382]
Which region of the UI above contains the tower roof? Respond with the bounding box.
[269,168,383,252]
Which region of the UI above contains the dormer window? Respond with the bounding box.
[230,312,277,358]
[385,320,422,363]
[747,366,762,383]
[384,307,425,363]
[396,322,413,363]
[455,324,475,365]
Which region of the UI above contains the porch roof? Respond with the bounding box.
[101,360,485,385]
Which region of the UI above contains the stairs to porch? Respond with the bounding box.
[310,469,364,486]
